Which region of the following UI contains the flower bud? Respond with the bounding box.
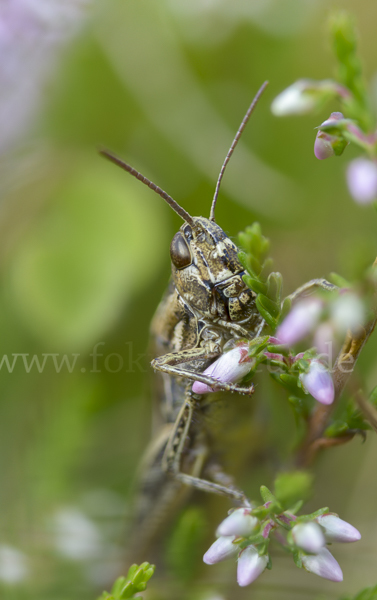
[316,514,361,543]
[192,344,252,394]
[271,80,349,117]
[299,360,334,405]
[314,112,348,160]
[237,546,268,587]
[301,547,343,582]
[216,509,258,538]
[271,80,318,116]
[314,131,336,160]
[331,293,365,334]
[276,299,322,346]
[203,536,238,565]
[292,522,325,554]
[346,158,377,204]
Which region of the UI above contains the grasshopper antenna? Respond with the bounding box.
[99,148,195,227]
[209,80,269,222]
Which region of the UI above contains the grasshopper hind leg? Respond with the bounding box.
[162,389,251,507]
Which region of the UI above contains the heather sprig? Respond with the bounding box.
[98,563,155,600]
[272,10,377,206]
[203,478,361,587]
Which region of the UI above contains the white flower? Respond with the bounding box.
[216,508,258,538]
[301,547,343,582]
[316,514,361,543]
[203,536,238,565]
[237,546,268,587]
[0,545,29,584]
[331,293,365,334]
[271,80,319,116]
[292,522,325,554]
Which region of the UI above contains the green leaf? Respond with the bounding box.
[267,272,283,305]
[260,485,276,504]
[258,294,280,318]
[256,296,277,329]
[242,273,268,295]
[342,584,377,600]
[324,421,349,437]
[292,550,302,569]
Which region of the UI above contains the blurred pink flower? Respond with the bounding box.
[300,360,334,405]
[276,298,322,346]
[0,0,90,153]
[346,158,377,204]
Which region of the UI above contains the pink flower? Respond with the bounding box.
[301,547,343,582]
[299,360,334,405]
[314,131,336,160]
[346,158,377,204]
[276,299,322,346]
[203,536,238,565]
[314,112,347,160]
[237,546,268,587]
[216,509,258,538]
[192,344,252,394]
[316,514,361,543]
[292,522,325,554]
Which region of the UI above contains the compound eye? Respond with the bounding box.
[170,232,192,269]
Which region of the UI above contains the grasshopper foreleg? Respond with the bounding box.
[152,348,254,396]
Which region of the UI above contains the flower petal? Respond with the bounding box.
[276,299,322,346]
[237,546,268,587]
[300,360,334,405]
[216,509,258,538]
[301,547,343,582]
[203,536,238,565]
[317,514,361,543]
[292,522,325,554]
[192,345,252,394]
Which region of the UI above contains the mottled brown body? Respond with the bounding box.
[130,216,263,560]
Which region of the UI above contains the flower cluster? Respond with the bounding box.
[276,290,365,356]
[271,13,377,207]
[203,492,360,587]
[192,333,336,406]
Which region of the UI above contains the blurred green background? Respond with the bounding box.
[1,0,377,598]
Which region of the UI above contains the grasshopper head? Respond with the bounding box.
[170,217,256,324]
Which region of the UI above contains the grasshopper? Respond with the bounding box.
[100,82,269,556]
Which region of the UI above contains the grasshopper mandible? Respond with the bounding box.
[101,82,269,555]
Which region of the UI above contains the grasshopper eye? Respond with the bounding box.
[170,232,192,269]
